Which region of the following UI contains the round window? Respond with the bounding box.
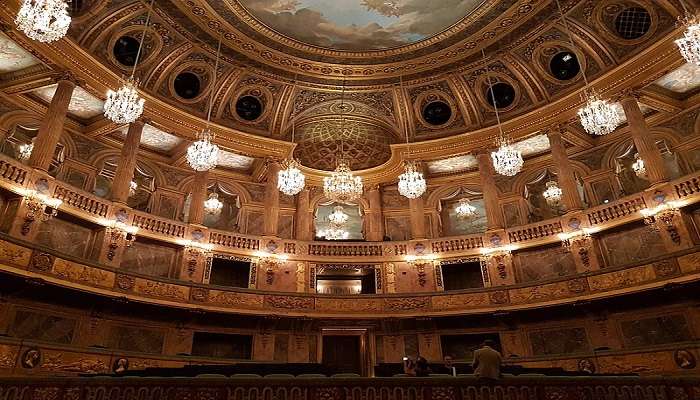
[549,51,580,81]
[485,82,516,109]
[173,72,201,99]
[614,7,651,40]
[422,101,452,126]
[113,36,140,67]
[235,96,264,121]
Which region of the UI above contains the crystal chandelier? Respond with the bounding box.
[278,114,305,195]
[187,37,223,171]
[128,180,138,197]
[15,0,71,43]
[323,80,363,203]
[187,129,219,171]
[676,10,700,65]
[278,158,305,195]
[577,90,621,136]
[455,198,477,220]
[203,192,223,216]
[324,162,363,203]
[398,161,427,199]
[103,0,155,124]
[632,153,646,178]
[542,180,563,206]
[104,77,145,124]
[18,143,33,161]
[328,205,349,226]
[491,138,524,177]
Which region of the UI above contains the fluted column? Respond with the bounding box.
[29,76,76,171]
[409,196,426,239]
[477,151,504,230]
[188,171,209,225]
[620,93,667,185]
[263,160,281,236]
[295,188,312,241]
[548,127,585,211]
[111,120,145,204]
[366,185,385,241]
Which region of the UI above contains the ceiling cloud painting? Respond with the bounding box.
[239,0,484,50]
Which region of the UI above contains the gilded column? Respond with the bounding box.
[188,170,209,225]
[295,188,312,240]
[548,127,585,211]
[111,119,145,204]
[263,160,281,236]
[29,75,76,171]
[366,185,384,241]
[620,93,667,184]
[409,196,426,239]
[477,151,504,230]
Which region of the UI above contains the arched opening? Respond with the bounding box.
[438,188,486,236]
[314,201,364,241]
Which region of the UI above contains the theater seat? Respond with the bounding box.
[264,374,295,378]
[230,374,263,378]
[297,374,327,378]
[331,373,361,378]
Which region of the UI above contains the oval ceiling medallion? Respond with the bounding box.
[238,0,484,51]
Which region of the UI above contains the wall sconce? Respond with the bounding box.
[641,202,683,245]
[479,246,516,280]
[99,219,138,261]
[254,251,288,285]
[179,240,214,277]
[557,229,594,251]
[18,188,63,235]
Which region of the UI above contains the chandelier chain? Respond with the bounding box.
[481,48,505,141]
[554,0,590,88]
[205,35,223,129]
[130,0,155,80]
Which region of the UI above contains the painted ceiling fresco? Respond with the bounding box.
[239,0,484,50]
[655,63,700,93]
[0,33,39,73]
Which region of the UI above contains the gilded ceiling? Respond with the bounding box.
[238,0,484,50]
[0,0,692,177]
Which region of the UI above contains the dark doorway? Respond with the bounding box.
[316,265,376,294]
[209,257,251,288]
[322,335,362,374]
[441,261,484,291]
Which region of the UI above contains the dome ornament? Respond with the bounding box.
[398,75,427,199]
[323,80,363,203]
[675,0,700,66]
[103,0,155,124]
[15,0,71,43]
[186,36,223,171]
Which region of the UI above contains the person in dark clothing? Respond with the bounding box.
[415,356,431,377]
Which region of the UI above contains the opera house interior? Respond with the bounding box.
[2,0,700,397]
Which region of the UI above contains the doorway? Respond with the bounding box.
[320,328,371,376]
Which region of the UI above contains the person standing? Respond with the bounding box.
[472,340,502,379]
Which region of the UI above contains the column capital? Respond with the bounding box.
[616,88,642,102]
[53,71,81,86]
[545,123,567,137]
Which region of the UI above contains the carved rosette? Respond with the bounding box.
[30,252,53,272]
[115,274,135,291]
[489,291,509,305]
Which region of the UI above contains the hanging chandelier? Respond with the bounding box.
[18,143,33,161]
[128,180,138,197]
[491,138,524,177]
[203,192,223,215]
[542,180,563,206]
[676,9,700,65]
[15,0,71,43]
[278,158,305,196]
[278,102,305,196]
[398,161,427,199]
[187,37,223,172]
[187,129,219,171]
[328,205,349,226]
[455,198,477,220]
[323,79,362,203]
[104,77,145,124]
[321,226,350,241]
[577,90,621,136]
[323,162,363,203]
[632,153,646,178]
